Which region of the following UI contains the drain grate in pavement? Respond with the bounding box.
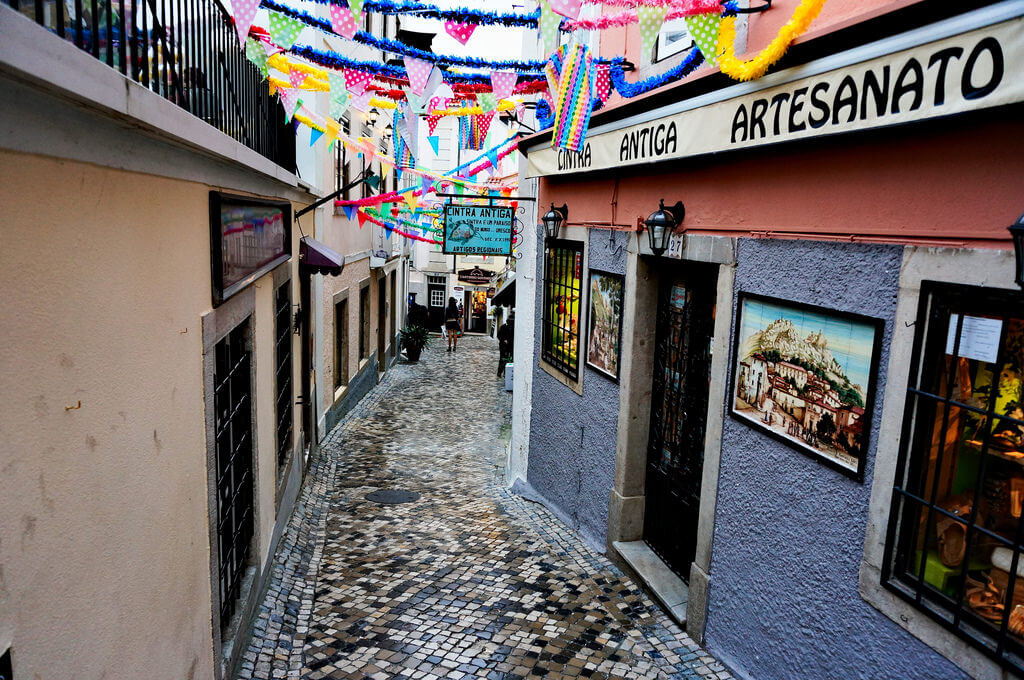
[365,489,420,504]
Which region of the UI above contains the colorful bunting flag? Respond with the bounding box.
[538,0,561,57]
[348,0,364,21]
[310,127,324,146]
[685,12,722,66]
[329,2,360,39]
[637,6,670,62]
[344,68,373,95]
[328,72,351,119]
[422,66,444,99]
[444,20,476,45]
[548,0,581,20]
[357,210,369,228]
[350,90,373,112]
[231,0,260,46]
[244,38,269,78]
[425,115,441,135]
[490,70,517,100]
[473,112,495,147]
[289,69,308,89]
[343,205,358,220]
[267,10,305,50]
[404,193,418,211]
[552,42,594,151]
[278,87,302,123]
[404,56,433,95]
[595,64,611,102]
[477,93,497,113]
[427,135,440,155]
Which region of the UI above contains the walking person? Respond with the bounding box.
[445,297,461,352]
[497,312,514,377]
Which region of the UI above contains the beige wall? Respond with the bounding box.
[0,149,300,679]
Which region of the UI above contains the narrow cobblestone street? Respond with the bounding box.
[238,336,731,680]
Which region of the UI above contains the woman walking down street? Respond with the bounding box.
[445,297,461,352]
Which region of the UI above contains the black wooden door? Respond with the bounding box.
[643,266,716,581]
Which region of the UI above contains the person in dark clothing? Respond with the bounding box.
[408,298,429,329]
[497,313,514,377]
[445,297,461,352]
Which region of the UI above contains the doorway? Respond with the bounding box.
[643,264,717,581]
[377,276,387,375]
[427,274,446,331]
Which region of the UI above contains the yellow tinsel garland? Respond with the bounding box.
[716,0,827,82]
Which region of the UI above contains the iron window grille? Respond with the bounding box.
[541,239,584,381]
[883,281,1024,673]
[430,289,445,308]
[274,282,293,469]
[213,320,255,628]
[335,298,348,388]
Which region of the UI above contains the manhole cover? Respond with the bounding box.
[365,489,421,504]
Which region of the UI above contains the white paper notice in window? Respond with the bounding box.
[946,314,1002,364]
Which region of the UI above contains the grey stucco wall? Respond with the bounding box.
[705,239,967,680]
[526,227,627,551]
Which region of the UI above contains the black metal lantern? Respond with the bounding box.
[1010,214,1024,288]
[542,203,568,240]
[644,199,685,256]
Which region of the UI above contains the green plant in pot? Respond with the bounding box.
[401,325,430,362]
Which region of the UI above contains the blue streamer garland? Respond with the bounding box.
[609,46,704,98]
[262,0,549,72]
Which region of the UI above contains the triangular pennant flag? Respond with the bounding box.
[404,192,418,211]
[478,93,497,112]
[421,175,434,194]
[425,115,441,135]
[427,135,440,155]
[266,10,305,50]
[685,12,722,66]
[490,70,517,100]
[343,205,357,220]
[548,0,581,20]
[380,158,393,176]
[444,20,476,45]
[538,0,561,56]
[310,127,324,146]
[637,6,670,62]
[348,0,364,20]
[326,118,341,140]
[329,2,360,39]
[278,87,301,122]
[404,56,433,96]
[422,65,444,99]
[245,38,269,78]
[328,72,351,118]
[231,0,260,46]
[344,68,373,95]
[486,148,499,171]
[260,36,283,56]
[289,69,308,89]
[350,90,373,112]
[357,210,369,228]
[384,226,391,240]
[328,138,336,152]
[474,112,495,139]
[594,64,612,103]
[404,90,426,115]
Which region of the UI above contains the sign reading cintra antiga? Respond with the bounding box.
[526,15,1024,177]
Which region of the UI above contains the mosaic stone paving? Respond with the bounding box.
[238,336,732,680]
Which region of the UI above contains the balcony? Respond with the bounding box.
[6,0,295,170]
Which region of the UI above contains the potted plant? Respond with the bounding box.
[400,324,430,362]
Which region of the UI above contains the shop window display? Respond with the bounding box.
[541,240,583,380]
[885,282,1024,671]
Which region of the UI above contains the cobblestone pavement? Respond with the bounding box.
[238,336,732,680]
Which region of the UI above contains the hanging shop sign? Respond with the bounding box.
[526,15,1024,177]
[442,203,515,255]
[458,267,495,285]
[210,191,291,306]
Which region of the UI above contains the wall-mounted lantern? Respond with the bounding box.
[542,203,569,240]
[643,199,685,256]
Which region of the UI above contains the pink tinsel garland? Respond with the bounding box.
[564,0,719,30]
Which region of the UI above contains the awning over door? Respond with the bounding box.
[299,236,344,276]
[492,277,515,307]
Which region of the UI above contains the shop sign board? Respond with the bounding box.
[442,203,514,255]
[210,191,291,306]
[458,267,495,285]
[527,16,1024,177]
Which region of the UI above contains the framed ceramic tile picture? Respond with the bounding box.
[730,292,884,480]
[586,270,625,382]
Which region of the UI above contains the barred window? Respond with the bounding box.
[541,240,583,381]
[884,281,1024,672]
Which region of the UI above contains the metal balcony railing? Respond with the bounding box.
[8,0,296,171]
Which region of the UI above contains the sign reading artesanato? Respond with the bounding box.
[526,16,1023,177]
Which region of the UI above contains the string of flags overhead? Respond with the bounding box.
[231,0,831,249]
